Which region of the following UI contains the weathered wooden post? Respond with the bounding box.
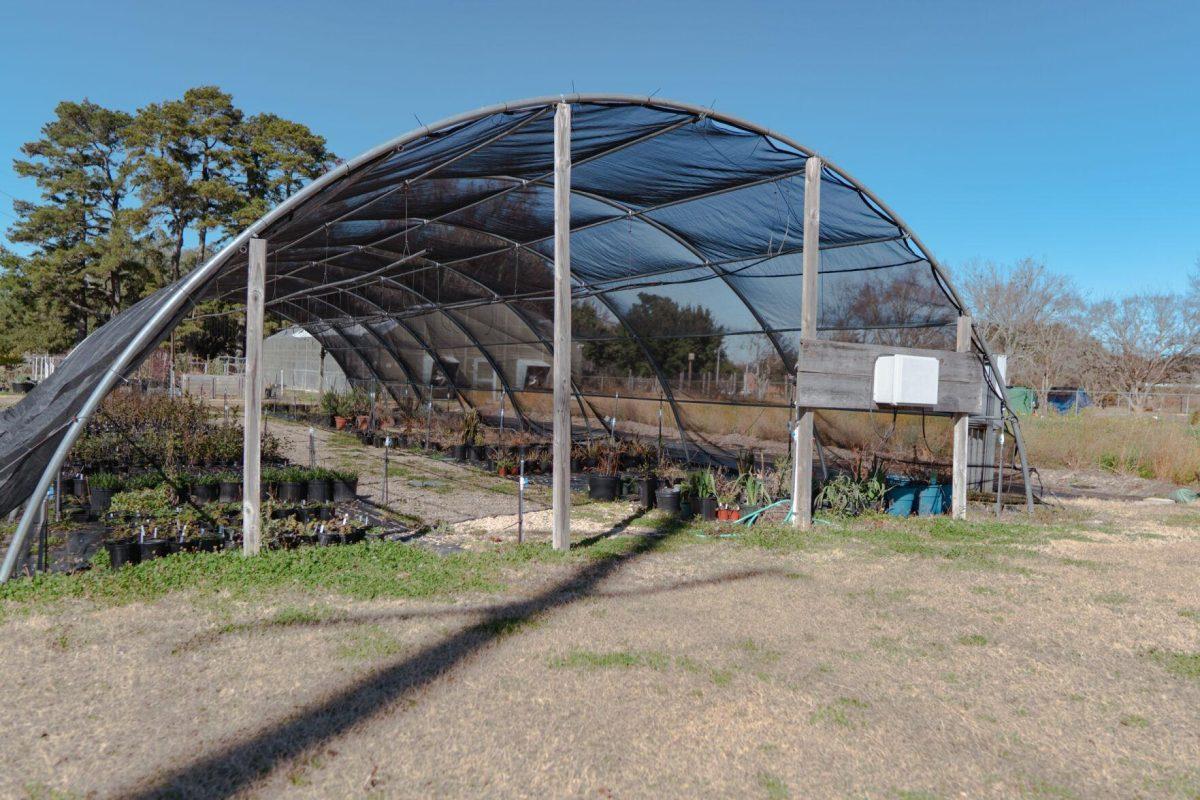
[552,101,572,551]
[242,237,266,555]
[952,315,972,519]
[791,156,821,529]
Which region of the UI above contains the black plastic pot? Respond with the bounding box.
[317,529,340,546]
[738,504,763,525]
[306,478,332,503]
[66,530,94,561]
[315,505,334,521]
[452,444,468,462]
[701,497,719,521]
[188,536,223,553]
[73,477,88,498]
[587,474,620,501]
[138,538,171,562]
[279,481,305,502]
[192,483,219,504]
[333,477,358,502]
[343,529,367,545]
[636,477,658,508]
[470,445,487,463]
[88,487,115,516]
[655,487,682,514]
[105,538,140,570]
[219,481,241,503]
[679,499,695,521]
[14,380,35,394]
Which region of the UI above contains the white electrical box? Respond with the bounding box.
[873,354,940,406]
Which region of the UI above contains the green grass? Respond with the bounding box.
[1119,713,1150,728]
[548,648,670,671]
[0,541,507,613]
[809,697,869,728]
[0,524,695,618]
[1092,591,1132,606]
[757,771,790,800]
[738,514,1075,573]
[1145,649,1200,680]
[1179,609,1200,624]
[337,624,404,661]
[957,633,989,646]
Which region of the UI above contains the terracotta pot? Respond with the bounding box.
[716,508,741,521]
[333,416,349,430]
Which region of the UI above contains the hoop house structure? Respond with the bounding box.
[0,95,1031,570]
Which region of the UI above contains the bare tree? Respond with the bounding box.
[956,257,1086,408]
[1086,292,1200,410]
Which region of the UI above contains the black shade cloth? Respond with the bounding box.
[0,97,970,515]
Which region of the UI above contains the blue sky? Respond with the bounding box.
[0,0,1196,297]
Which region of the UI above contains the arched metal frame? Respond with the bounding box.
[2,94,1034,579]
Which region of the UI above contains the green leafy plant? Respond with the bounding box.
[741,472,770,506]
[816,471,886,516]
[89,472,124,491]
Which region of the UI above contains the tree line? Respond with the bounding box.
[957,258,1200,411]
[0,86,336,359]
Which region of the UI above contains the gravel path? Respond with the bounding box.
[267,418,550,528]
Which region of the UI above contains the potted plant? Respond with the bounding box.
[88,472,123,516]
[690,468,719,521]
[104,528,140,570]
[817,470,887,516]
[495,452,517,477]
[137,527,172,562]
[715,472,741,521]
[322,390,350,429]
[278,466,307,502]
[306,467,334,503]
[456,409,482,462]
[332,469,359,502]
[738,472,771,525]
[655,461,685,516]
[185,527,223,553]
[634,459,658,509]
[191,472,221,504]
[261,466,285,501]
[217,472,242,503]
[587,443,621,501]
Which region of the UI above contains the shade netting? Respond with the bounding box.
[0,96,978,515]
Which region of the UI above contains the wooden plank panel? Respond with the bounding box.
[795,339,984,415]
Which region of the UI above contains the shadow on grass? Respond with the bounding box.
[170,566,791,655]
[122,516,692,799]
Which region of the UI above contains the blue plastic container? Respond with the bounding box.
[917,482,946,516]
[885,481,920,516]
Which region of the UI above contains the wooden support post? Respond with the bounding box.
[791,156,821,529]
[242,237,266,555]
[952,315,972,519]
[551,102,572,551]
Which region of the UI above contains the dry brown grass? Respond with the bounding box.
[3,497,1200,799]
[1023,411,1200,485]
